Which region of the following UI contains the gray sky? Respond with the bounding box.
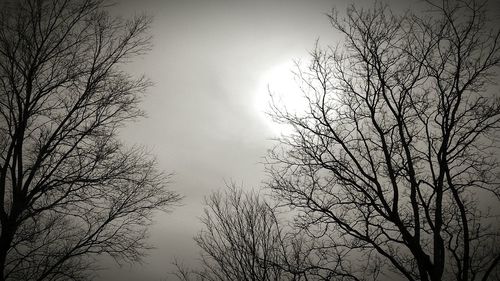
[107,1,341,280]
[100,0,500,280]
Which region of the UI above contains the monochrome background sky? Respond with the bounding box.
[99,0,500,280]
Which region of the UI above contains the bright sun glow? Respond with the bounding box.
[254,61,307,135]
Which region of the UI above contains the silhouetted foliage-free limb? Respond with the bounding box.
[174,184,319,281]
[0,1,181,280]
[267,1,500,281]
[196,185,287,281]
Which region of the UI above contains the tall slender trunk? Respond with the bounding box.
[0,219,16,281]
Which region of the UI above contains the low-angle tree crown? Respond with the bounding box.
[267,0,500,280]
[0,1,181,280]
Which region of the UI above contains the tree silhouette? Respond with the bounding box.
[173,185,317,281]
[0,1,181,280]
[267,1,500,280]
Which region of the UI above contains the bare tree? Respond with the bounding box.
[173,184,317,281]
[266,0,500,281]
[0,1,181,280]
[195,185,286,281]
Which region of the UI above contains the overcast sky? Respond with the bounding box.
[107,1,343,280]
[98,0,500,280]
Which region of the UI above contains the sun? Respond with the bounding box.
[254,61,307,135]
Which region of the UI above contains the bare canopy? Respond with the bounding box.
[267,0,500,280]
[0,1,181,280]
[173,185,316,281]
